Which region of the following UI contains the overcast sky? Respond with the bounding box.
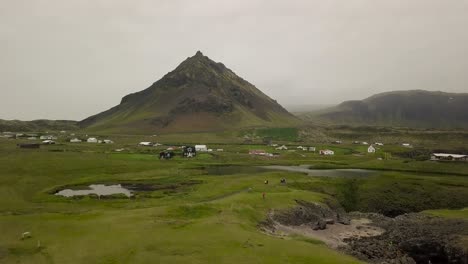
[1,0,468,120]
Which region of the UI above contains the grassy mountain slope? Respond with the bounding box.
[300,90,468,128]
[0,119,78,132]
[80,51,298,134]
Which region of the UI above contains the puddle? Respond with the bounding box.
[259,165,375,177]
[55,184,132,197]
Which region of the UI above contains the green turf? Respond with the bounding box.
[1,134,467,263]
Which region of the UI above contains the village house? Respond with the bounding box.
[431,153,467,162]
[195,145,208,152]
[319,149,335,155]
[183,146,196,157]
[275,145,288,150]
[70,138,82,143]
[42,140,55,145]
[87,137,98,143]
[40,135,57,140]
[368,145,376,153]
[249,150,267,156]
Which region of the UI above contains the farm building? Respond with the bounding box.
[40,135,57,140]
[319,149,334,155]
[368,145,376,153]
[87,137,98,143]
[70,138,82,143]
[195,145,208,152]
[431,153,467,162]
[139,142,153,147]
[249,150,267,156]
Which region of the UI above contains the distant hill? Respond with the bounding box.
[0,119,78,132]
[300,90,468,128]
[79,51,298,134]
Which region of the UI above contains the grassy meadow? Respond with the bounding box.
[1,130,467,263]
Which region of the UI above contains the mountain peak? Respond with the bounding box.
[79,52,298,133]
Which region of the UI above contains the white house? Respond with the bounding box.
[368,145,376,153]
[40,135,57,140]
[70,138,82,143]
[139,142,153,147]
[87,137,98,143]
[195,145,208,152]
[275,145,288,150]
[319,149,335,155]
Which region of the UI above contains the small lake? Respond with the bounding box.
[260,165,375,177]
[55,184,133,197]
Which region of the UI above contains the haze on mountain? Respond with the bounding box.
[300,90,468,129]
[79,51,298,133]
[1,0,468,121]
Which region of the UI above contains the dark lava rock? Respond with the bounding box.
[271,199,349,230]
[344,212,468,264]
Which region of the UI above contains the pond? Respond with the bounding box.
[205,165,375,177]
[260,165,375,177]
[55,184,133,197]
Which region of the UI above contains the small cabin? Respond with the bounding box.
[319,149,334,155]
[183,146,196,157]
[87,137,98,143]
[195,145,208,152]
[159,151,174,160]
[249,150,267,156]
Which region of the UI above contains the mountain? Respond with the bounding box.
[0,119,78,132]
[301,90,468,128]
[79,51,298,134]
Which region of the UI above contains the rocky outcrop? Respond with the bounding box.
[269,199,350,230]
[344,212,468,264]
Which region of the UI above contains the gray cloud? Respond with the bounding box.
[1,0,468,120]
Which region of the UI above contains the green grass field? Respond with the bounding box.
[1,133,467,263]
